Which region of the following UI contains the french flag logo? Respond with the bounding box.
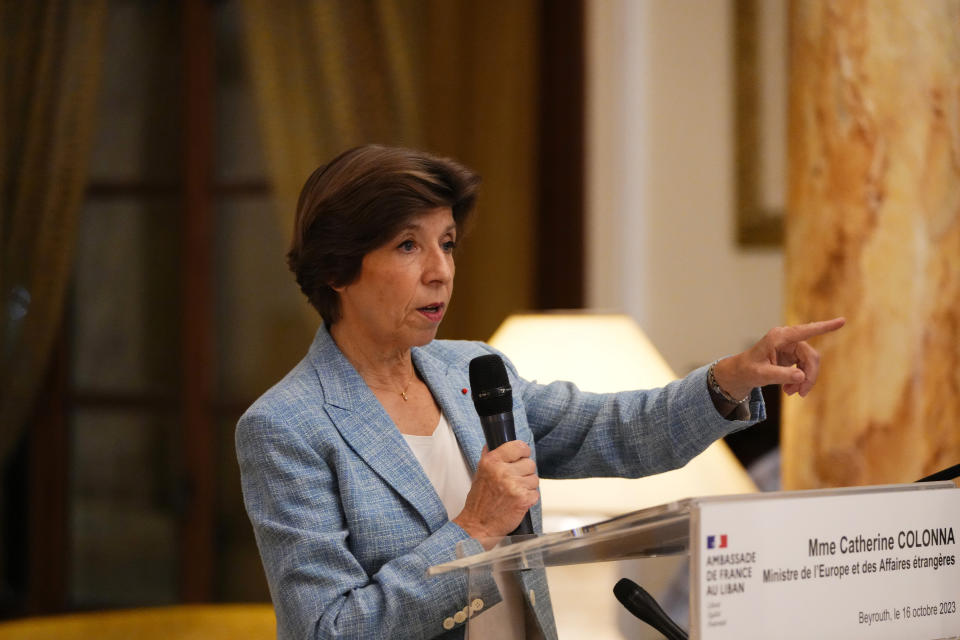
[707,534,728,549]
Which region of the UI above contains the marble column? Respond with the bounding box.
[783,0,960,489]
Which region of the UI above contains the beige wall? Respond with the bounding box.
[587,0,784,373]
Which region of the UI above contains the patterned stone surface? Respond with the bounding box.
[783,1,960,488]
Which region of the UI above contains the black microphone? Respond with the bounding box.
[613,578,689,640]
[468,354,535,536]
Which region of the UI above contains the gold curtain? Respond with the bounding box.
[0,0,107,465]
[239,0,539,340]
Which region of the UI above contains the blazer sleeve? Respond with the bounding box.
[236,408,498,639]
[510,362,765,480]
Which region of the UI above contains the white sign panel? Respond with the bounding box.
[693,486,960,639]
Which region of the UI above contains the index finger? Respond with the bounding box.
[778,317,846,344]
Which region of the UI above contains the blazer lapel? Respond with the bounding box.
[308,327,448,533]
[412,347,484,474]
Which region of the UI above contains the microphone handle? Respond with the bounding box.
[479,411,535,536]
[512,510,535,537]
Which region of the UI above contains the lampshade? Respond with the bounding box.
[488,312,757,528]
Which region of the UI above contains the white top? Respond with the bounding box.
[403,413,526,637]
[402,412,473,520]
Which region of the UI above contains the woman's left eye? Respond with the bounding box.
[442,240,457,252]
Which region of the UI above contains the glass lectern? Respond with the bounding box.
[428,482,960,640]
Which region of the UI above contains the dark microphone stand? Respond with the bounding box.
[614,578,689,640]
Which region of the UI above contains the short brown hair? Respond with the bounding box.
[287,144,480,324]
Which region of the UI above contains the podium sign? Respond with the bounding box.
[692,485,960,639]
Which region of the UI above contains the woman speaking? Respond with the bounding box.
[236,144,843,639]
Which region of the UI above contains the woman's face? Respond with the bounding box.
[335,207,457,351]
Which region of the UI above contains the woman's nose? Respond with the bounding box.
[423,246,453,283]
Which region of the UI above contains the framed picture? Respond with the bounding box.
[734,0,787,246]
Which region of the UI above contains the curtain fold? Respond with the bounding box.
[239,0,419,234]
[238,0,538,341]
[0,0,108,465]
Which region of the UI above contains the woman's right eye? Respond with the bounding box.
[398,240,416,252]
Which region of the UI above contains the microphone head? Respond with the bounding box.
[468,354,513,416]
[613,578,641,606]
[614,578,687,640]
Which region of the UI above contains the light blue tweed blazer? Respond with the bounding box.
[236,324,764,639]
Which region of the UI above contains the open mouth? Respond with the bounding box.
[417,303,445,321]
